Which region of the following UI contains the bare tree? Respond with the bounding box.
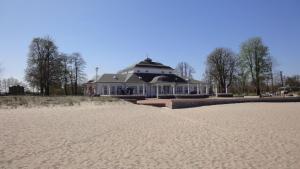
[271,70,286,92]
[69,53,86,95]
[175,62,195,79]
[236,59,250,95]
[25,37,60,95]
[240,37,272,96]
[60,53,71,95]
[261,56,276,93]
[279,71,284,87]
[206,48,237,93]
[285,75,300,88]
[0,77,22,93]
[1,79,8,93]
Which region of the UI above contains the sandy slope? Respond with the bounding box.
[0,102,299,169]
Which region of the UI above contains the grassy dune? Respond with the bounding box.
[0,96,119,108]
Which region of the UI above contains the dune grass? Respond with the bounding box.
[0,96,120,108]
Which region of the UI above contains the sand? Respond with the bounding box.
[0,102,299,169]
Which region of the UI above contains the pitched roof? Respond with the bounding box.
[124,73,145,83]
[118,58,174,73]
[97,73,145,83]
[97,73,202,84]
[136,73,186,83]
[97,74,127,83]
[135,58,173,69]
[150,75,176,83]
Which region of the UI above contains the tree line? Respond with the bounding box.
[174,37,299,96]
[25,37,86,96]
[1,36,299,96]
[175,62,195,79]
[205,37,298,96]
[0,77,27,93]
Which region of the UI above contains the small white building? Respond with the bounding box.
[92,58,208,97]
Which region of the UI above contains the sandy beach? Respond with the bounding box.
[0,102,299,169]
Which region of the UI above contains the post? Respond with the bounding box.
[96,66,99,81]
[197,84,199,94]
[199,83,202,94]
[108,85,111,95]
[206,85,209,94]
[143,83,145,96]
[156,84,159,98]
[215,83,218,97]
[187,83,190,94]
[173,84,175,95]
[95,84,98,95]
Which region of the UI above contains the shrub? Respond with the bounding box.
[175,94,210,99]
[0,96,120,108]
[158,95,175,99]
[217,93,233,97]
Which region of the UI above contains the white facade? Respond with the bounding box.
[93,58,208,97]
[95,82,208,97]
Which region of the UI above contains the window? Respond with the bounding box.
[128,86,137,94]
[176,86,183,94]
[161,71,165,74]
[103,86,108,95]
[163,86,170,94]
[137,70,140,73]
[139,86,143,94]
[184,86,188,94]
[145,70,149,73]
[111,86,116,95]
[117,86,123,95]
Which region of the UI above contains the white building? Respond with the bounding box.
[89,58,208,97]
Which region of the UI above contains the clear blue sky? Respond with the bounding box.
[0,0,299,81]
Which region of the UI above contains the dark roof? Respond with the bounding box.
[98,73,187,83]
[135,58,173,69]
[118,58,174,73]
[97,73,202,84]
[97,73,145,83]
[124,73,145,83]
[150,75,175,83]
[97,74,127,83]
[136,73,186,83]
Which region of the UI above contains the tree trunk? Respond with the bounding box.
[254,50,261,96]
[45,55,50,96]
[64,83,68,95]
[280,71,284,87]
[75,67,78,95]
[64,64,68,95]
[255,72,261,96]
[256,82,261,96]
[40,83,44,95]
[70,76,74,95]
